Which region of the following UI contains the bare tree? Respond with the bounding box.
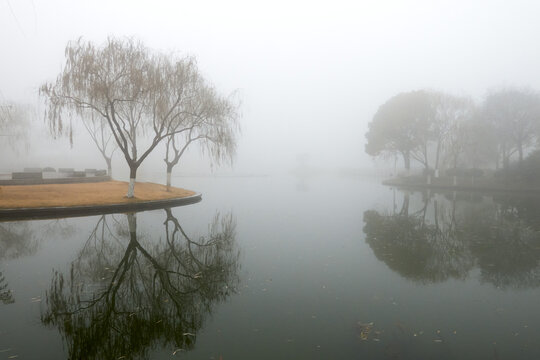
[430,92,475,177]
[0,99,30,152]
[81,112,117,176]
[40,38,217,197]
[164,79,239,190]
[482,88,540,169]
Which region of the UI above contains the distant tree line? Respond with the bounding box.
[365,88,540,179]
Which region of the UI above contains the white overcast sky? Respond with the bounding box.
[2,0,540,175]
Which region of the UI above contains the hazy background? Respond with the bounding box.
[2,0,540,178]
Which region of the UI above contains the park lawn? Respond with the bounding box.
[0,181,196,209]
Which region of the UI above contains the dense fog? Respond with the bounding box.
[2,0,540,179]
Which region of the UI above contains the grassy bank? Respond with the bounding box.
[0,181,196,209]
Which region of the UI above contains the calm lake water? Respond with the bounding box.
[2,175,540,359]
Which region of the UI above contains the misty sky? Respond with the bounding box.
[2,0,540,176]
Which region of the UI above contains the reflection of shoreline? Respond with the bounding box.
[363,189,540,289]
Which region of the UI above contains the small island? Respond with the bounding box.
[0,180,201,220]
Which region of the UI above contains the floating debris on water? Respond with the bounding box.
[357,321,374,341]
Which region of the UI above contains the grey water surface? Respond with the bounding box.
[1,176,540,359]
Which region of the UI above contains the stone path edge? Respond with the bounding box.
[0,192,202,222]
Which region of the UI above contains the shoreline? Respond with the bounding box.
[382,177,540,194]
[0,180,202,221]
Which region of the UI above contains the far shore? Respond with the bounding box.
[0,180,196,209]
[383,175,540,194]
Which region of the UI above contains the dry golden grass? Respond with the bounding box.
[0,181,196,209]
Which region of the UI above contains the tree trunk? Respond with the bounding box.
[434,140,441,178]
[106,157,112,178]
[166,163,174,191]
[400,192,410,216]
[403,152,411,171]
[502,143,509,170]
[127,165,137,198]
[127,213,137,243]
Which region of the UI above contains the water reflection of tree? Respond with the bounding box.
[41,209,239,360]
[0,222,38,260]
[0,223,36,305]
[0,271,14,304]
[459,198,540,289]
[364,195,473,283]
[364,191,540,288]
[0,219,74,261]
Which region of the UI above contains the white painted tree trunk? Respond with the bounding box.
[127,178,136,198]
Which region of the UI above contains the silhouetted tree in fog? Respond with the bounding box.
[482,88,540,169]
[163,72,239,190]
[365,90,433,171]
[81,112,117,176]
[0,99,30,153]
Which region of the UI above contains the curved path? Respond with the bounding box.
[0,193,202,221]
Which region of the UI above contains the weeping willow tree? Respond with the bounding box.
[164,79,239,190]
[0,99,30,154]
[40,37,238,197]
[81,112,117,176]
[41,209,239,359]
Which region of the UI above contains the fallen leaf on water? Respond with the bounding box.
[183,332,196,337]
[357,322,374,341]
[433,339,443,343]
[172,349,184,355]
